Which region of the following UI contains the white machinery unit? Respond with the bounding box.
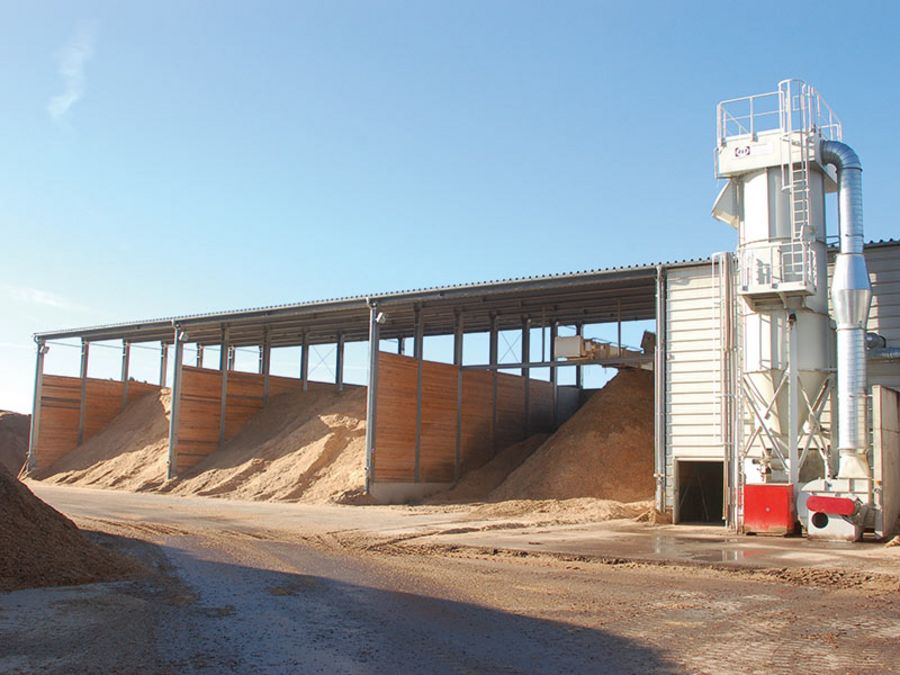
[712,80,880,541]
[553,335,649,368]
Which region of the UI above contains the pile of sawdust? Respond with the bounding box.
[35,391,171,492]
[166,386,369,504]
[490,369,654,503]
[0,411,30,477]
[0,470,136,592]
[428,435,548,503]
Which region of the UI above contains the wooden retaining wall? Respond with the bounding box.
[171,367,335,473]
[373,353,558,484]
[32,375,160,470]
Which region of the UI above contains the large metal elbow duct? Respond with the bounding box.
[821,140,872,479]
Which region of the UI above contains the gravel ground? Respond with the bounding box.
[0,486,897,673]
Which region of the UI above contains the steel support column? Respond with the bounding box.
[364,305,381,493]
[489,313,499,453]
[575,322,584,389]
[196,344,204,368]
[550,321,558,427]
[159,342,169,387]
[398,337,405,355]
[261,328,272,403]
[336,331,345,392]
[654,265,667,513]
[617,299,623,354]
[76,339,90,445]
[300,333,310,392]
[453,310,464,481]
[227,345,236,371]
[121,340,131,411]
[522,316,531,438]
[219,327,230,445]
[414,306,424,482]
[166,327,185,479]
[26,339,47,472]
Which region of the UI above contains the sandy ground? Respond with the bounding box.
[1,484,897,673]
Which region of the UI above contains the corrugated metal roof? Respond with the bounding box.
[34,239,899,342]
[34,254,704,341]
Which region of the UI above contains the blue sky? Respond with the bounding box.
[1,1,898,412]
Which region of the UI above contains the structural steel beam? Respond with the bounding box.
[26,339,46,472]
[300,332,310,392]
[654,265,667,513]
[77,339,89,446]
[575,322,584,389]
[219,327,230,445]
[454,310,464,481]
[414,306,424,482]
[335,332,345,392]
[489,313,499,453]
[364,305,380,494]
[159,342,168,388]
[522,317,531,438]
[550,321,558,427]
[166,327,185,479]
[261,328,271,403]
[121,340,131,411]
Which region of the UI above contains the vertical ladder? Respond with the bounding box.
[780,81,813,284]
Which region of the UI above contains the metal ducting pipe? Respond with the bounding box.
[821,140,872,479]
[869,348,900,361]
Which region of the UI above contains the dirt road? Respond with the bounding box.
[1,485,898,673]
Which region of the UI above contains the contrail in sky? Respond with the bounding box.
[48,21,97,123]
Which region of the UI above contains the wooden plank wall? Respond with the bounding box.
[373,353,560,484]
[174,367,223,472]
[172,367,324,472]
[372,353,418,482]
[33,374,159,470]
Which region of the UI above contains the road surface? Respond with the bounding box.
[0,484,897,673]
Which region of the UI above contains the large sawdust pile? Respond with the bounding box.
[428,434,549,503]
[167,386,369,504]
[0,470,135,592]
[490,368,654,502]
[0,410,30,477]
[36,391,170,492]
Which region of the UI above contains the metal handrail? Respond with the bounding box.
[717,79,842,147]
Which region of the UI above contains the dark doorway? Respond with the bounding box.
[676,460,725,525]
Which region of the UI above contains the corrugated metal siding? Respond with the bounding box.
[665,263,724,507]
[866,246,900,389]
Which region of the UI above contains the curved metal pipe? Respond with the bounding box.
[821,140,872,479]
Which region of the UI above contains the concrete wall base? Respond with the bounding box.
[369,481,452,504]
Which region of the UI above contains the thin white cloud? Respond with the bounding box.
[48,21,97,123]
[0,341,32,350]
[1,284,90,313]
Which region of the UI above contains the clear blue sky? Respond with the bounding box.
[1,1,898,412]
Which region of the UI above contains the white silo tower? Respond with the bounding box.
[712,80,873,539]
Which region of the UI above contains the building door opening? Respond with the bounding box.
[676,460,725,525]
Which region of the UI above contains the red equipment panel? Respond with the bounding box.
[806,495,856,517]
[743,484,797,535]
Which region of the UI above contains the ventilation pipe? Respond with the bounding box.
[820,141,872,480]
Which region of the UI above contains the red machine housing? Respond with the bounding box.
[743,484,798,535]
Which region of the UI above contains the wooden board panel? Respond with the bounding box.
[419,359,459,483]
[373,353,418,482]
[495,372,527,450]
[33,375,160,470]
[173,366,309,473]
[460,369,494,472]
[372,353,561,485]
[528,378,556,433]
